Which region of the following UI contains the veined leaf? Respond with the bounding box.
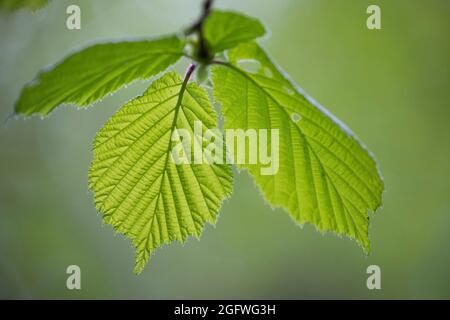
[204,10,266,54]
[212,42,383,251]
[88,71,233,273]
[0,0,49,11]
[15,35,185,116]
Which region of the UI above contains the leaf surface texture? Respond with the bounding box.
[89,72,233,273]
[212,42,383,251]
[15,36,185,116]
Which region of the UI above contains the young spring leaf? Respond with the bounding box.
[0,0,49,11]
[15,35,185,116]
[212,42,384,251]
[203,10,266,54]
[88,71,233,273]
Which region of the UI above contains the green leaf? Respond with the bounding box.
[212,42,383,251]
[204,10,266,54]
[15,35,185,116]
[0,0,49,11]
[88,71,233,274]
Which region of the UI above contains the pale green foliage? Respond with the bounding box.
[15,36,185,116]
[204,10,266,53]
[0,0,49,11]
[212,42,383,251]
[15,5,384,272]
[88,72,233,273]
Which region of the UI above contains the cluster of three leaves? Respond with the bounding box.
[15,11,383,273]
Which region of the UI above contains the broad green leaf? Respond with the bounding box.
[0,0,49,11]
[88,72,233,273]
[212,42,384,251]
[204,10,266,54]
[15,35,185,116]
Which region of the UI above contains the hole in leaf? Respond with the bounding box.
[284,86,294,95]
[291,113,301,123]
[237,59,261,74]
[264,67,273,78]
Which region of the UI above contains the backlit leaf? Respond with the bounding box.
[89,72,233,273]
[212,42,384,251]
[15,35,185,116]
[204,10,266,54]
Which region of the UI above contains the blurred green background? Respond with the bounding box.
[1,0,449,299]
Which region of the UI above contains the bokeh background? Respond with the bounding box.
[1,0,449,299]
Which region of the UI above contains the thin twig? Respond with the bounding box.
[185,0,214,34]
[183,63,197,87]
[185,0,215,60]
